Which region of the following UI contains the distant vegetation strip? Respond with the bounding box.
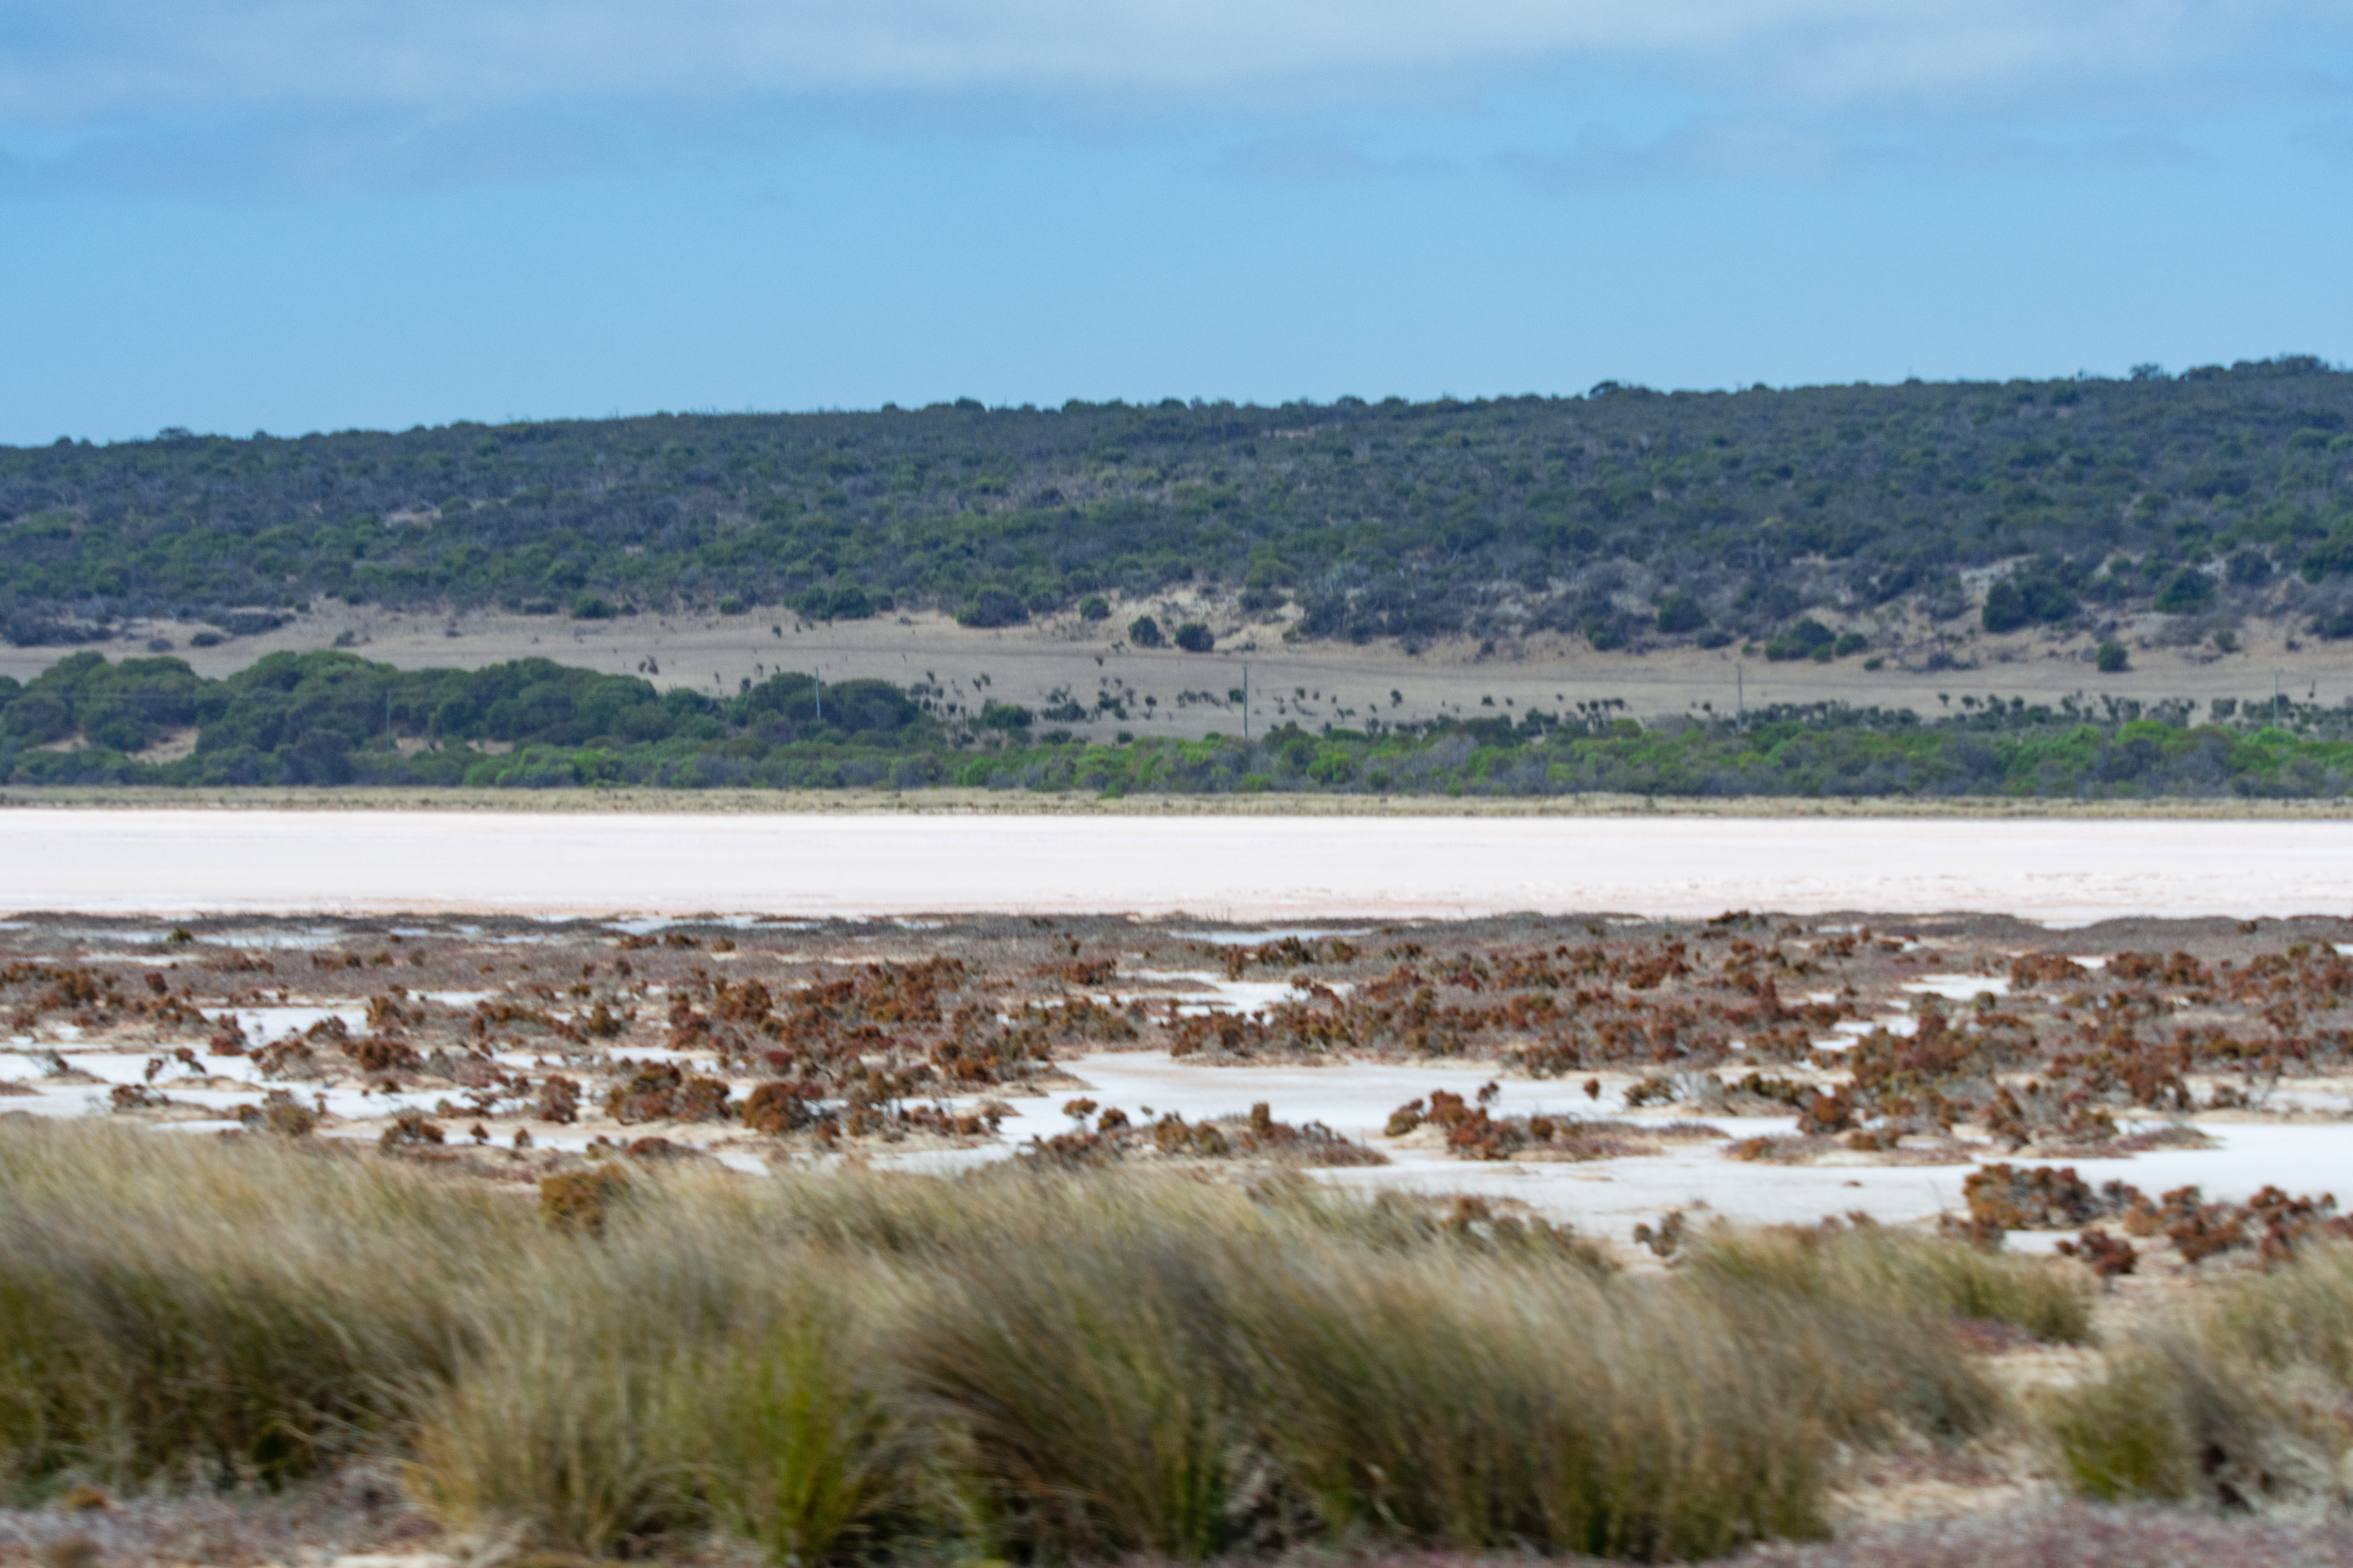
[6,356,2353,651]
[7,649,2353,799]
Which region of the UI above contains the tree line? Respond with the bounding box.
[5,650,2351,799]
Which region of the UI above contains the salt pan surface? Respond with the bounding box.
[7,810,2353,921]
[965,1051,2353,1235]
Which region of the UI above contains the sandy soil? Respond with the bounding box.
[12,594,2348,738]
[6,809,2353,920]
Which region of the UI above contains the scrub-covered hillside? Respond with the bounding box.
[4,356,2352,653]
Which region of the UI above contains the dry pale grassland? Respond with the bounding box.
[11,594,2351,742]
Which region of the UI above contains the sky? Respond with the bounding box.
[2,2,2350,444]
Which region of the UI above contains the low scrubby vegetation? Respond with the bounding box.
[0,1120,2095,1564]
[15,648,2353,797]
[8,361,2353,651]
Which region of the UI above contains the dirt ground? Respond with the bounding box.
[11,590,2349,741]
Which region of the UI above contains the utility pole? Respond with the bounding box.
[814,666,821,724]
[1242,664,1250,739]
[1736,664,1745,728]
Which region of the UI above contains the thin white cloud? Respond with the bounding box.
[1215,137,1459,183]
[1492,118,2200,190]
[0,1,2334,122]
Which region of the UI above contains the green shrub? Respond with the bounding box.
[1763,618,1835,661]
[1655,594,1706,634]
[958,588,1028,629]
[2096,639,2128,672]
[978,701,1032,731]
[2154,567,2215,614]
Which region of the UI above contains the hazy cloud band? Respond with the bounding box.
[1,1,2334,122]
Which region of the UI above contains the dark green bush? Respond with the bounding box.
[2154,568,2215,614]
[1655,594,1706,634]
[1763,618,1835,661]
[978,701,1033,730]
[958,588,1028,628]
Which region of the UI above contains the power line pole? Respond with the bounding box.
[1242,664,1250,739]
[1736,664,1745,728]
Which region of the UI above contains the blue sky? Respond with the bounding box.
[2,2,2349,443]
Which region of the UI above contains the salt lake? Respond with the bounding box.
[6,808,2353,923]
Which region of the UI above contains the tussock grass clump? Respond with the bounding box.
[1239,1247,1826,1560]
[0,1123,2020,1563]
[2043,1242,2353,1510]
[900,1224,1255,1561]
[408,1215,908,1561]
[0,1120,529,1489]
[895,1180,1830,1563]
[1686,1223,2095,1346]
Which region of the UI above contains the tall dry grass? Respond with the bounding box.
[0,1120,527,1487]
[406,1194,911,1560]
[1237,1246,1825,1560]
[1683,1225,2093,1345]
[2042,1241,2353,1510]
[1676,1223,2096,1448]
[0,1122,2029,1563]
[892,1175,1832,1561]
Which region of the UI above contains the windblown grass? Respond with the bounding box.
[1238,1246,1825,1560]
[0,1121,526,1487]
[407,1222,908,1560]
[0,1121,2037,1563]
[1683,1224,2095,1346]
[2042,1241,2353,1509]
